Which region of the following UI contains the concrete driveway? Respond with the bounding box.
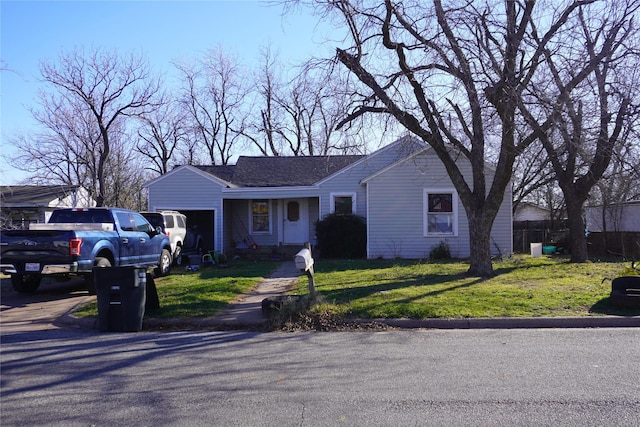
[0,275,94,333]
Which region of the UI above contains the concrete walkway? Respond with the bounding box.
[208,261,301,327]
[140,260,302,331]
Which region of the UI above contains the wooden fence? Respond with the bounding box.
[587,232,640,259]
[513,220,569,254]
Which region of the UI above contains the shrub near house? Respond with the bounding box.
[315,214,367,259]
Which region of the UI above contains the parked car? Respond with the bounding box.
[141,210,187,265]
[0,207,172,294]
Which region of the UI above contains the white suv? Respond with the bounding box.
[141,210,187,265]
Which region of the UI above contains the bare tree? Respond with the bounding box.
[103,135,149,210]
[290,0,602,276]
[10,98,103,198]
[175,46,250,165]
[590,119,640,254]
[247,46,286,156]
[246,47,367,157]
[10,109,149,209]
[26,47,162,206]
[511,144,554,214]
[519,0,640,262]
[136,99,187,175]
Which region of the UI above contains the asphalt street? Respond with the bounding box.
[2,269,640,426]
[2,327,640,426]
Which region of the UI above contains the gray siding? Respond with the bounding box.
[366,151,512,259]
[317,138,423,218]
[144,138,513,259]
[147,167,225,252]
[491,189,514,256]
[308,197,319,241]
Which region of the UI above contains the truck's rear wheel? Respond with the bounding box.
[85,257,112,294]
[11,274,42,294]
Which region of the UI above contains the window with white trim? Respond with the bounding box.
[330,192,356,215]
[250,200,271,233]
[424,190,458,236]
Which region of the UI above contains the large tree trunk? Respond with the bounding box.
[466,209,496,277]
[467,216,495,277]
[565,198,588,262]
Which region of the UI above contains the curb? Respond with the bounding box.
[355,316,640,329]
[59,312,640,332]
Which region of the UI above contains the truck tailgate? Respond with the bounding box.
[1,230,75,268]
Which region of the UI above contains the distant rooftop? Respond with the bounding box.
[0,185,80,206]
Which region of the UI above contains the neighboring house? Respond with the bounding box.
[0,185,96,229]
[513,202,551,222]
[144,137,513,259]
[586,200,640,258]
[586,200,640,233]
[512,202,568,253]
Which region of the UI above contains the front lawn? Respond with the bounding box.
[74,260,277,318]
[74,255,639,320]
[295,256,638,318]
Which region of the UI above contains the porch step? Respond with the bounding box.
[231,245,308,261]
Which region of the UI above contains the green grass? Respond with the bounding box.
[74,260,277,318]
[296,256,639,319]
[74,255,640,320]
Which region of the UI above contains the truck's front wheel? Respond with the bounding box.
[155,249,172,277]
[11,274,42,294]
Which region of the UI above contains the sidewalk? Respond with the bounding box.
[208,261,301,327]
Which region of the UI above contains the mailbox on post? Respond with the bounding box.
[295,248,314,272]
[295,243,316,298]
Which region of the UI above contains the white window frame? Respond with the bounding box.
[330,192,357,215]
[249,199,272,234]
[423,189,458,236]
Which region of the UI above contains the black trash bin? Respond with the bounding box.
[94,267,147,332]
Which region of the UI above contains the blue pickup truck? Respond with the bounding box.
[0,208,172,294]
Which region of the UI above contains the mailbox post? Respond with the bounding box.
[295,242,316,299]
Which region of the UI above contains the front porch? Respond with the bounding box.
[223,197,320,257]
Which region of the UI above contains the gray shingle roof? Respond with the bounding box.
[0,185,80,206]
[195,155,365,187]
[193,165,236,184]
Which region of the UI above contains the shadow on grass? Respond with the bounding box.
[315,257,527,304]
[589,297,640,317]
[316,257,531,277]
[318,271,500,304]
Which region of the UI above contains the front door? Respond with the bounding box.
[283,199,308,244]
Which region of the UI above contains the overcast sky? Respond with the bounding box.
[1,0,338,185]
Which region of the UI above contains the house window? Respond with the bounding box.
[331,193,356,215]
[251,200,271,233]
[424,190,458,236]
